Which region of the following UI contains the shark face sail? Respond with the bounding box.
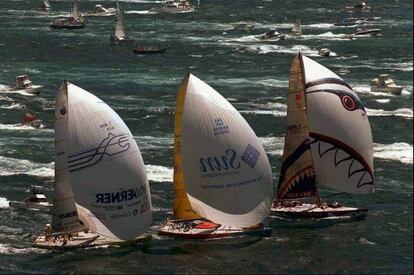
[53,81,152,241]
[277,54,374,201]
[176,74,273,228]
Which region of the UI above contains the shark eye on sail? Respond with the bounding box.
[341,95,357,111]
[60,106,67,115]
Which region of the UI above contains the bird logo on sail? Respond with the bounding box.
[68,132,131,172]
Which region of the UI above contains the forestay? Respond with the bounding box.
[302,54,375,194]
[180,74,273,228]
[64,81,152,241]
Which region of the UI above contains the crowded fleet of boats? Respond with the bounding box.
[0,0,406,248]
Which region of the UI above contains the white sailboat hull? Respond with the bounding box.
[9,201,52,211]
[158,219,271,239]
[270,203,367,221]
[33,231,151,249]
[370,86,403,95]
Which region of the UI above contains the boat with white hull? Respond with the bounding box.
[84,4,116,17]
[371,74,403,95]
[150,0,195,14]
[158,74,273,239]
[9,187,52,212]
[34,81,152,249]
[270,53,375,221]
[8,75,41,95]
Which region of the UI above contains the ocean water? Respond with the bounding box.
[0,0,413,273]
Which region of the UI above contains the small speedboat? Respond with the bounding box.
[9,75,41,95]
[371,74,403,95]
[257,29,286,41]
[318,48,331,57]
[9,187,52,211]
[354,28,382,36]
[21,112,43,128]
[84,4,116,17]
[150,0,195,14]
[133,45,166,54]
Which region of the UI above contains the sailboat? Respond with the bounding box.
[133,22,166,54]
[39,0,51,12]
[290,20,302,36]
[50,0,85,30]
[271,53,375,221]
[158,74,273,239]
[34,81,152,248]
[110,2,134,43]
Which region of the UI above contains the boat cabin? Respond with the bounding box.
[14,75,33,89]
[26,194,48,203]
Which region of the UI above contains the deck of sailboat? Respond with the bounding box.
[158,219,272,239]
[271,203,368,220]
[33,231,151,249]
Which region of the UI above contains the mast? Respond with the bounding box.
[52,81,85,234]
[276,53,318,203]
[173,74,201,220]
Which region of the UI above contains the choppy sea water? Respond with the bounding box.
[0,0,412,273]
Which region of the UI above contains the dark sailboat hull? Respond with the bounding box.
[133,47,166,54]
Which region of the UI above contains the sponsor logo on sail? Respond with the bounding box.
[213,118,230,136]
[68,132,130,172]
[95,186,147,204]
[199,144,260,177]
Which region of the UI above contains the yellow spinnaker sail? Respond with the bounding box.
[173,74,201,219]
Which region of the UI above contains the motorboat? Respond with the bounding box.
[9,187,52,211]
[318,48,331,57]
[354,28,382,36]
[50,1,85,29]
[9,75,42,95]
[110,2,135,44]
[133,45,166,54]
[21,112,43,128]
[84,4,116,17]
[370,74,403,95]
[149,0,195,14]
[258,29,286,41]
[343,1,371,11]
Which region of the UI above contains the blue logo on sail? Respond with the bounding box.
[213,118,230,136]
[68,132,130,172]
[241,144,260,168]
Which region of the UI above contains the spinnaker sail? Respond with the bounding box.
[54,81,152,241]
[177,74,273,228]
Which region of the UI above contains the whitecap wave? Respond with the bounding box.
[125,10,157,15]
[259,136,284,156]
[0,244,46,255]
[375,99,391,104]
[146,165,173,183]
[374,142,413,164]
[0,156,54,178]
[0,102,25,110]
[0,123,49,131]
[301,31,354,41]
[366,108,413,119]
[0,197,10,209]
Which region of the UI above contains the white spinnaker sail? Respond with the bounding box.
[180,74,272,228]
[301,55,375,194]
[65,81,152,241]
[52,82,85,234]
[113,3,127,39]
[71,1,82,20]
